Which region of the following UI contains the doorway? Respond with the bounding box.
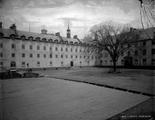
[70,61,74,67]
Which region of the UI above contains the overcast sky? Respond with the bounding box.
[0,0,154,38]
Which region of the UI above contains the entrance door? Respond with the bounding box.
[70,61,74,67]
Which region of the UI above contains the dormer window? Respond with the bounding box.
[48,39,53,42]
[70,41,73,44]
[54,40,58,43]
[42,38,46,41]
[74,42,78,45]
[21,35,26,40]
[35,37,40,41]
[10,34,16,40]
[65,41,68,44]
[28,36,33,40]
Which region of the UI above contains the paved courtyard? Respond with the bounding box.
[36,67,155,95]
[1,77,149,120]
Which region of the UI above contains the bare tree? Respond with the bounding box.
[84,23,139,72]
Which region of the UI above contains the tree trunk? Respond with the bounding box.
[113,60,117,72]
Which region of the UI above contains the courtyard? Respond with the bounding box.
[1,67,155,120]
[37,67,155,95]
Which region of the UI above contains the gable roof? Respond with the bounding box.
[0,28,80,43]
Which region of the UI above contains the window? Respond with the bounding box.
[44,54,46,58]
[11,44,15,49]
[44,46,46,50]
[30,53,33,58]
[61,61,63,66]
[29,45,33,50]
[143,41,146,46]
[75,55,78,58]
[0,43,3,48]
[10,61,16,67]
[135,59,138,65]
[61,47,63,51]
[37,54,40,58]
[22,44,25,49]
[55,47,58,51]
[0,53,3,57]
[12,53,15,57]
[66,48,68,52]
[50,54,52,58]
[143,49,146,55]
[50,47,52,50]
[152,40,155,45]
[0,62,3,66]
[61,55,63,58]
[50,61,52,66]
[135,50,138,55]
[143,59,146,65]
[104,60,107,63]
[71,55,73,58]
[37,45,40,50]
[80,49,82,52]
[75,49,77,52]
[55,54,58,58]
[22,53,25,58]
[66,55,68,58]
[22,62,25,67]
[152,59,155,65]
[37,61,40,66]
[152,49,155,54]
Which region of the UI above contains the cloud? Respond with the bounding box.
[0,0,142,38]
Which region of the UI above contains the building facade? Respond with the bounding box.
[99,27,155,67]
[0,24,98,71]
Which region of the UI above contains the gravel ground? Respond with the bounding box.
[2,77,149,120]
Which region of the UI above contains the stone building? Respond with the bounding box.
[99,27,155,67]
[0,23,98,71]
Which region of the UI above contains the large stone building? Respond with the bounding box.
[0,22,155,71]
[0,23,98,71]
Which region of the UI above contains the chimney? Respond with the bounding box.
[55,32,60,36]
[73,35,78,39]
[10,24,16,30]
[41,29,47,34]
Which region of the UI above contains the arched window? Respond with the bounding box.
[10,61,16,67]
